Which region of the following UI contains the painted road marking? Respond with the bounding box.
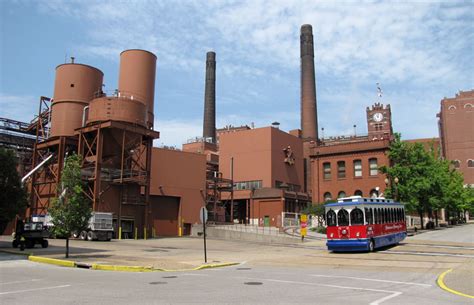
[387,250,474,258]
[0,279,42,285]
[437,269,474,299]
[0,284,71,295]
[239,277,402,305]
[310,274,432,287]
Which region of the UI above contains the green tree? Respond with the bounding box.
[49,154,91,258]
[381,134,468,229]
[302,203,325,226]
[0,148,27,234]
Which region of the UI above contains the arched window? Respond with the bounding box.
[453,160,460,168]
[351,208,364,225]
[338,191,346,198]
[337,209,349,226]
[468,160,474,168]
[323,192,332,202]
[354,190,363,196]
[448,105,456,111]
[326,210,337,227]
[463,103,473,109]
[370,189,378,198]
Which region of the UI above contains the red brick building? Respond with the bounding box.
[309,103,393,203]
[438,90,474,186]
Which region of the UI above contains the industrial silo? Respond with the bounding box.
[50,62,104,137]
[118,49,157,128]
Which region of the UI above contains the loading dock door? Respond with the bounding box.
[150,195,180,236]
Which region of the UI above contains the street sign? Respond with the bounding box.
[200,207,208,224]
[300,214,308,239]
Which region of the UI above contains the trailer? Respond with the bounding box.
[76,212,114,241]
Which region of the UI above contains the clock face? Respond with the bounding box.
[373,112,383,122]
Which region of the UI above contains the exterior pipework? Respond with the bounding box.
[50,63,103,137]
[118,49,157,128]
[300,24,318,140]
[203,51,216,143]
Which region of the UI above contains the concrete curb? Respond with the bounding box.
[29,255,75,268]
[437,269,474,299]
[1,250,240,272]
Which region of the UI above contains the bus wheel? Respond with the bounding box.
[368,240,375,252]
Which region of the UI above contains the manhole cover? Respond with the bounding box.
[149,281,167,285]
[162,276,177,279]
[237,268,252,270]
[244,282,263,285]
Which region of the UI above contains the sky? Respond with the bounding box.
[1,0,473,147]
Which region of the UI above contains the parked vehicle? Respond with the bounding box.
[74,212,114,241]
[12,219,49,249]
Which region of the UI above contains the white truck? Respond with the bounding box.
[76,212,114,241]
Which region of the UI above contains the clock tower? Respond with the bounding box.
[367,103,393,140]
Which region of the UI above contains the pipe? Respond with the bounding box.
[82,106,89,127]
[21,154,54,184]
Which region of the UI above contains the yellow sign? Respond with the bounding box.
[300,214,308,237]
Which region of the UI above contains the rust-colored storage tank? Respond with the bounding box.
[118,49,157,128]
[51,63,104,137]
[87,96,147,127]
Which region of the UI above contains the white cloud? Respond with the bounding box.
[0,94,38,123]
[30,0,473,141]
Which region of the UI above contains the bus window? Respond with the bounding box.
[365,208,373,224]
[390,208,394,223]
[374,208,379,224]
[383,208,387,223]
[327,210,337,227]
[351,208,364,225]
[337,209,349,226]
[369,208,374,224]
[397,208,401,222]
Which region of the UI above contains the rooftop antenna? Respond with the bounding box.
[353,124,357,136]
[321,127,324,139]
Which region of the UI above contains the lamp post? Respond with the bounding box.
[384,177,399,201]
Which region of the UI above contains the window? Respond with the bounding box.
[337,161,346,178]
[323,192,332,202]
[353,160,362,177]
[354,190,363,196]
[337,209,349,226]
[327,210,337,227]
[365,208,373,224]
[374,208,379,224]
[468,160,474,168]
[234,180,262,190]
[351,208,364,225]
[369,158,378,176]
[453,160,460,169]
[323,162,331,180]
[338,191,346,198]
[465,103,473,109]
[370,189,378,198]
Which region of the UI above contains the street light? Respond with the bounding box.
[384,177,399,201]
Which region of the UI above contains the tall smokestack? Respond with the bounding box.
[300,24,318,140]
[203,51,216,143]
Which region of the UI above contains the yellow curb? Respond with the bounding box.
[193,262,240,270]
[154,262,240,272]
[437,269,474,299]
[91,263,153,272]
[29,255,75,268]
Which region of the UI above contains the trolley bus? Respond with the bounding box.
[325,196,406,252]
